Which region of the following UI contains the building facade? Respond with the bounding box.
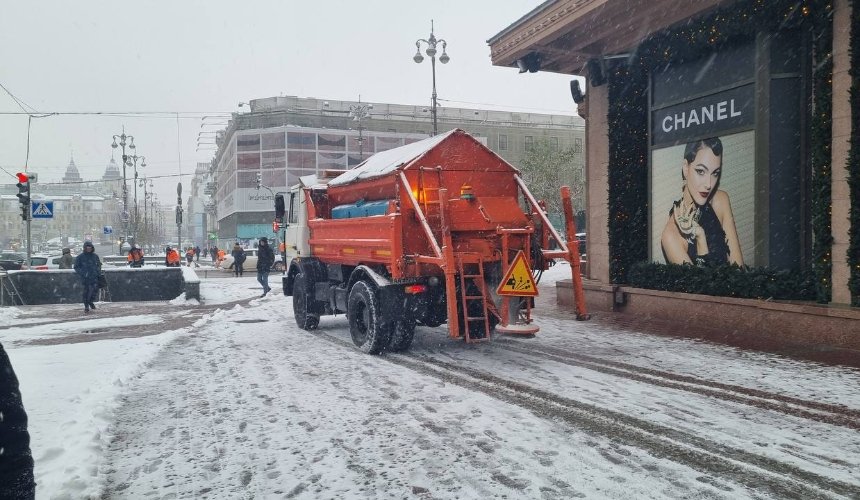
[201,96,584,249]
[0,157,165,253]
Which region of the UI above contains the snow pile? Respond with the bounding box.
[0,305,22,323]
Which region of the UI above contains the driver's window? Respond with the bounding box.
[288,192,298,224]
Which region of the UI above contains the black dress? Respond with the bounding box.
[686,201,730,265]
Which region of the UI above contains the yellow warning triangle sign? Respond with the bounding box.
[496,251,539,297]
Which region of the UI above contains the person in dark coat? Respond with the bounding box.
[73,241,101,313]
[231,243,246,277]
[256,237,275,297]
[0,342,36,499]
[58,247,74,269]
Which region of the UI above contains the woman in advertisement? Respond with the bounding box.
[661,137,744,266]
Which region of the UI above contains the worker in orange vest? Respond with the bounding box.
[165,246,181,267]
[216,248,226,268]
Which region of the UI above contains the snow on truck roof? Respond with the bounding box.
[328,129,460,187]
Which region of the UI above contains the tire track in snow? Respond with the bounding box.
[311,330,859,499]
[490,339,860,430]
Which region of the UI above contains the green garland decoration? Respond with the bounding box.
[607,63,648,283]
[628,262,816,301]
[606,0,834,303]
[849,1,860,306]
[810,4,834,303]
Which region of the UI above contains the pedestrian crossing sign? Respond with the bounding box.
[31,201,54,219]
[496,250,539,297]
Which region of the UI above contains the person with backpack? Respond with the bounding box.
[231,243,246,277]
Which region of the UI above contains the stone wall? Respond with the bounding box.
[0,268,188,305]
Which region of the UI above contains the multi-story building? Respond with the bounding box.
[0,156,165,252]
[200,96,584,248]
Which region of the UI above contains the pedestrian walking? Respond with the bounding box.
[73,241,101,313]
[127,244,145,268]
[185,247,194,267]
[231,243,246,277]
[256,236,275,297]
[0,342,35,499]
[58,247,74,269]
[194,245,201,262]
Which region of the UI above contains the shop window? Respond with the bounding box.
[261,151,285,169]
[287,132,316,150]
[237,171,258,188]
[318,152,346,170]
[287,151,316,170]
[318,134,346,151]
[237,134,260,152]
[237,153,260,170]
[261,132,285,150]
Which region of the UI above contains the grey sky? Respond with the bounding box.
[0,0,578,205]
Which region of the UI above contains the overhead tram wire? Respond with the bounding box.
[20,172,193,187]
[0,111,234,118]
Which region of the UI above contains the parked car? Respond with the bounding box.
[0,251,27,271]
[220,249,283,272]
[29,254,64,270]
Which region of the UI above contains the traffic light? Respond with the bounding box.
[274,194,285,222]
[16,172,30,220]
[272,221,280,233]
[256,172,262,190]
[175,205,183,225]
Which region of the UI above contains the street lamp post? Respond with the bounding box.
[140,178,153,247]
[413,20,450,136]
[111,128,135,250]
[348,97,373,160]
[127,154,146,243]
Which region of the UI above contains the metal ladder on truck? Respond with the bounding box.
[455,253,499,343]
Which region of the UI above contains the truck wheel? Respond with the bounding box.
[388,319,416,352]
[348,281,391,354]
[293,273,319,330]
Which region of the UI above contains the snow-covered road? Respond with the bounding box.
[2,263,858,499]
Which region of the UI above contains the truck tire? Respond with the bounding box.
[388,319,416,352]
[348,281,391,354]
[293,272,319,330]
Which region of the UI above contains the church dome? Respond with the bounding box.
[102,158,122,182]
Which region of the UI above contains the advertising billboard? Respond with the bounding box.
[650,131,755,266]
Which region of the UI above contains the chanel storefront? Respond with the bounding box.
[489,0,860,349]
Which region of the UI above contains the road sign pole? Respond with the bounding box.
[26,213,31,270]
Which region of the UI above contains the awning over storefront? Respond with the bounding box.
[488,0,727,74]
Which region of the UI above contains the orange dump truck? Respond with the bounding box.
[277,129,586,353]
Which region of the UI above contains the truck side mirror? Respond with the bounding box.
[274,194,286,221]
